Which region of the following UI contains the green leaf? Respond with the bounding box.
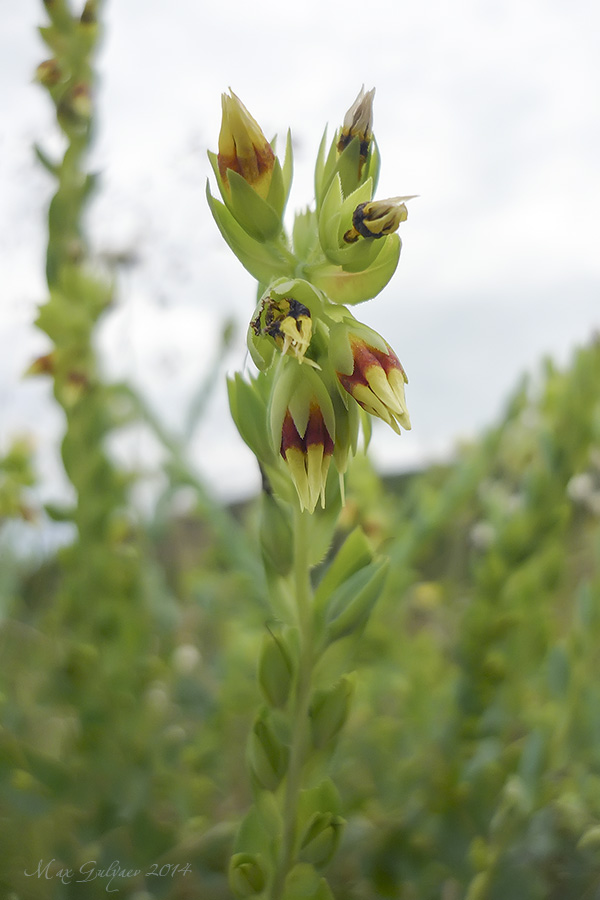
[258,624,294,706]
[314,527,374,609]
[228,169,282,241]
[227,373,275,464]
[309,675,355,748]
[206,183,291,283]
[323,558,389,644]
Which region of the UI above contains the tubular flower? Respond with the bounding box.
[218,90,275,199]
[280,403,335,513]
[337,335,411,434]
[251,296,313,363]
[336,86,375,164]
[343,196,415,243]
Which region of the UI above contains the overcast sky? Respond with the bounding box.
[1,0,599,513]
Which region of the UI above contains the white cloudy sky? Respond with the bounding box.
[1,0,599,510]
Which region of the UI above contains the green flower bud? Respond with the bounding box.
[337,86,375,164]
[218,90,275,201]
[258,626,294,707]
[309,676,355,749]
[315,87,380,210]
[248,710,289,791]
[299,812,346,868]
[207,91,293,243]
[229,853,268,898]
[34,59,63,87]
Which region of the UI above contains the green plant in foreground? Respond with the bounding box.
[209,88,415,900]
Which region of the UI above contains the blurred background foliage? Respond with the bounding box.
[2,332,600,899]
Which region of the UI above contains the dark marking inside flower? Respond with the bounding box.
[352,203,384,240]
[252,297,311,342]
[280,411,304,459]
[305,405,334,455]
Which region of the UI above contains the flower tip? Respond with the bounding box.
[337,85,376,157]
[217,90,275,199]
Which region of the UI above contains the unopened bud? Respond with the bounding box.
[248,711,289,791]
[35,59,62,87]
[258,627,294,708]
[337,86,375,163]
[299,812,345,868]
[218,90,275,200]
[229,853,267,898]
[310,676,355,749]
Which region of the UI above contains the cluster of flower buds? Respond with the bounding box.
[210,88,414,514]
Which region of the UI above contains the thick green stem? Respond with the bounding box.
[271,506,314,899]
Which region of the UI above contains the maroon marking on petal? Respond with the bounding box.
[349,336,384,377]
[280,410,304,459]
[217,152,243,184]
[305,404,335,455]
[337,371,366,398]
[337,337,381,394]
[367,342,406,378]
[305,404,325,448]
[255,143,275,178]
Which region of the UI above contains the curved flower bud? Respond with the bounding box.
[343,195,416,243]
[218,90,275,200]
[229,853,267,898]
[337,86,375,163]
[336,333,411,434]
[315,87,379,211]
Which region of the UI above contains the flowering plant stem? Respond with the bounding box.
[272,508,314,899]
[211,87,414,899]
